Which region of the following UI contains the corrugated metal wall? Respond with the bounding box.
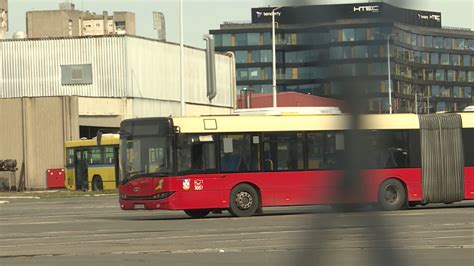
[124,37,233,109]
[1,36,235,110]
[0,37,127,98]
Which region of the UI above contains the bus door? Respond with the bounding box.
[114,147,120,187]
[75,149,89,191]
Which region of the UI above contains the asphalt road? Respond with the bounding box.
[0,195,473,266]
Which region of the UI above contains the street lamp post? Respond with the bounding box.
[179,0,185,116]
[271,7,282,108]
[383,33,397,114]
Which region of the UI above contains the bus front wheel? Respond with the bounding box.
[228,183,260,217]
[184,209,211,218]
[92,176,103,192]
[378,178,406,211]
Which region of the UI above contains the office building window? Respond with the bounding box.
[430,53,439,64]
[465,87,472,98]
[263,32,271,45]
[263,67,272,80]
[458,71,467,82]
[434,37,443,48]
[355,46,368,58]
[468,39,474,50]
[440,53,449,65]
[247,33,259,45]
[251,50,261,63]
[424,36,433,47]
[444,38,453,49]
[469,71,474,82]
[343,46,352,59]
[221,34,232,46]
[447,70,455,82]
[455,39,467,50]
[462,55,471,66]
[235,51,247,63]
[237,68,249,80]
[450,54,460,65]
[425,69,434,80]
[453,86,462,97]
[436,69,445,81]
[342,28,355,41]
[421,52,429,64]
[248,68,260,80]
[329,47,343,59]
[437,102,446,112]
[431,85,441,97]
[355,28,367,41]
[260,50,272,63]
[236,33,247,46]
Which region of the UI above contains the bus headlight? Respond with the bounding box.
[152,191,174,199]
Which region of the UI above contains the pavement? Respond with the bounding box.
[0,195,473,265]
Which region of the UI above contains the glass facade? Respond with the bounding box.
[213,20,474,114]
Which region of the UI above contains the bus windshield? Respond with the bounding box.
[119,118,174,184]
[120,136,173,183]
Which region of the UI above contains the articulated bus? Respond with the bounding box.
[65,134,120,191]
[117,113,474,217]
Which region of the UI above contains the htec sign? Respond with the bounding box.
[255,10,281,18]
[353,5,380,13]
[418,13,441,22]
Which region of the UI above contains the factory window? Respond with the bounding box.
[61,64,93,85]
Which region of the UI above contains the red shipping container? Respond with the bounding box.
[46,168,65,188]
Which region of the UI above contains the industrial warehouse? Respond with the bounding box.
[0,35,236,189]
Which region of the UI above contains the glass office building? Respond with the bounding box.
[210,2,474,113]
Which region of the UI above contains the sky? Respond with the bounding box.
[7,0,474,48]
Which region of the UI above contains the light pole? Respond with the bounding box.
[271,6,282,108]
[179,0,185,116]
[378,33,398,114]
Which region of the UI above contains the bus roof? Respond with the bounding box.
[65,134,119,148]
[172,113,425,133]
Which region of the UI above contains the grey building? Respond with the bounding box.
[26,3,135,38]
[0,35,236,189]
[0,0,7,39]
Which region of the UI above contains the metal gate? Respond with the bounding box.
[419,114,464,204]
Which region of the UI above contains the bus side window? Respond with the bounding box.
[66,148,75,167]
[89,147,102,165]
[220,134,260,173]
[104,147,115,164]
[178,134,217,173]
[263,133,304,171]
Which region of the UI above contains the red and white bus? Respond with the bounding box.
[117,112,474,217]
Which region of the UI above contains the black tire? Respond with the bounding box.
[228,183,260,217]
[184,209,211,218]
[91,176,103,191]
[378,178,406,211]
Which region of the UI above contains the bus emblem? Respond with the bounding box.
[133,187,140,192]
[194,179,204,191]
[182,179,190,191]
[155,179,164,191]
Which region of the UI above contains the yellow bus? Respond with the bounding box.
[65,134,119,191]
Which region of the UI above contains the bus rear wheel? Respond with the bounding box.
[228,183,260,217]
[378,179,406,211]
[184,209,211,218]
[92,176,103,191]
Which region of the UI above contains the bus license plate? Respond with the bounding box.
[134,204,145,210]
